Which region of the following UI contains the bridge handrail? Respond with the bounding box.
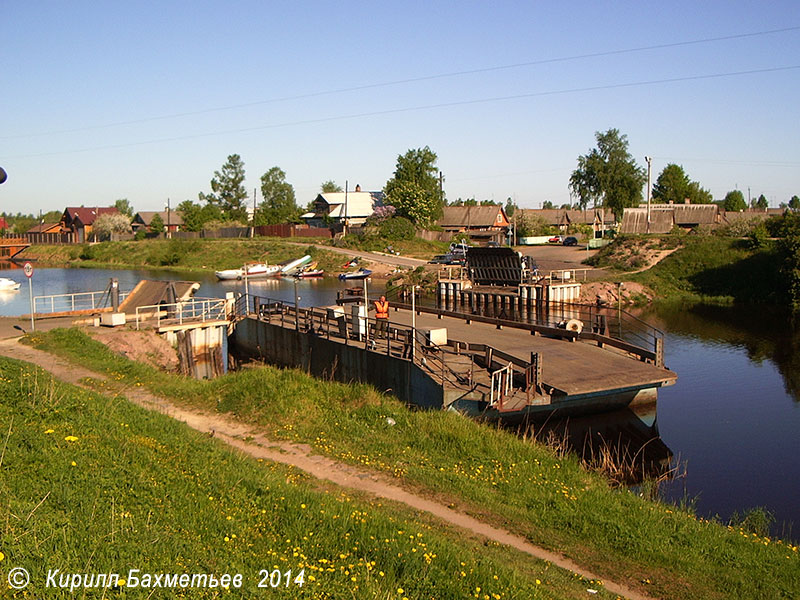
[246,294,530,393]
[134,297,228,329]
[33,289,131,314]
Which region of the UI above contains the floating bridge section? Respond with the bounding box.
[229,296,676,422]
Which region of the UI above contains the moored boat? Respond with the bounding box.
[0,277,21,291]
[215,263,281,281]
[280,255,312,275]
[297,269,324,278]
[338,268,372,280]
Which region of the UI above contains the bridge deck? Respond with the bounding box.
[385,307,675,397]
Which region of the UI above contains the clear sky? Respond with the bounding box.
[2,1,799,214]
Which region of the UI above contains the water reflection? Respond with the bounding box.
[640,304,800,403]
[521,406,674,485]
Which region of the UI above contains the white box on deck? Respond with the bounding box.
[422,327,447,346]
[351,304,367,337]
[100,312,126,327]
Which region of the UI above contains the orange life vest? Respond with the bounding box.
[374,299,389,319]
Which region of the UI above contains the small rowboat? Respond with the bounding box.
[338,268,372,281]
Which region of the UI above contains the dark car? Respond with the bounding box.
[428,254,451,264]
[563,236,578,246]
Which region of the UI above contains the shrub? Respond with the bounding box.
[378,216,415,241]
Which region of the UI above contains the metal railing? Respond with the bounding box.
[135,297,229,329]
[33,289,130,314]
[391,298,665,367]
[245,295,522,396]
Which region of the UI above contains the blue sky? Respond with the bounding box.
[2,1,799,214]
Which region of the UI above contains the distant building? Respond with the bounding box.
[620,201,723,234]
[60,206,119,243]
[27,222,63,234]
[517,208,615,237]
[301,185,385,227]
[437,205,510,244]
[132,210,184,233]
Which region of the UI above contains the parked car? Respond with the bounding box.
[548,235,563,243]
[428,254,452,264]
[486,241,500,248]
[563,236,578,246]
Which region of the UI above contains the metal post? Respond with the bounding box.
[645,156,652,234]
[244,267,249,313]
[294,277,299,330]
[411,285,417,361]
[28,278,35,331]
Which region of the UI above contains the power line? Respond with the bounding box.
[3,25,798,141]
[4,64,799,160]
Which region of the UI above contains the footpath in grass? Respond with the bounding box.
[24,328,800,600]
[0,355,614,600]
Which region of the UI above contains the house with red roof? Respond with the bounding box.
[60,206,119,242]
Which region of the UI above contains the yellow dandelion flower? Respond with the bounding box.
[64,435,79,442]
[0,551,5,562]
[71,461,77,467]
[397,588,404,594]
[44,429,54,434]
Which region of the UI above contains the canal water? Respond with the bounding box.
[1,267,798,538]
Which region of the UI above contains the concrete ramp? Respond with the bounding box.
[118,280,200,313]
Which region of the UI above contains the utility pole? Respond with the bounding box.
[166,197,171,239]
[645,156,652,234]
[343,180,348,238]
[438,171,444,203]
[252,187,257,237]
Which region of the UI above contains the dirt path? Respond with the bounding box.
[0,337,655,600]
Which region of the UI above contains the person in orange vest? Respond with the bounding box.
[373,295,389,338]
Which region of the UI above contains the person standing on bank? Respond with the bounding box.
[373,295,389,338]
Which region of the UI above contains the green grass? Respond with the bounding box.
[329,235,449,259]
[23,239,345,275]
[23,328,800,600]
[589,235,784,305]
[0,355,614,599]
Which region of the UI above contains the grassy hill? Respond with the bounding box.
[588,235,784,305]
[13,328,800,600]
[21,238,345,275]
[0,354,607,599]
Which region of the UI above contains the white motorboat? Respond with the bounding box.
[279,255,312,275]
[0,277,21,291]
[215,263,281,281]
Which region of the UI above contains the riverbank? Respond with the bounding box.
[0,345,616,600]
[586,235,785,305]
[19,238,350,277]
[16,327,800,600]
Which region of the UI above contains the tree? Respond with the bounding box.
[383,146,444,225]
[652,164,713,205]
[542,200,555,209]
[257,166,298,225]
[321,180,343,193]
[149,213,165,233]
[686,181,713,204]
[569,128,645,218]
[755,194,769,210]
[504,197,517,217]
[198,154,248,222]
[93,213,131,240]
[114,198,134,218]
[789,195,800,210]
[723,190,747,212]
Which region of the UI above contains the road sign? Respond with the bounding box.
[23,262,33,278]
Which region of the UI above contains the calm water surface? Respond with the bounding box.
[2,267,798,537]
[644,304,800,538]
